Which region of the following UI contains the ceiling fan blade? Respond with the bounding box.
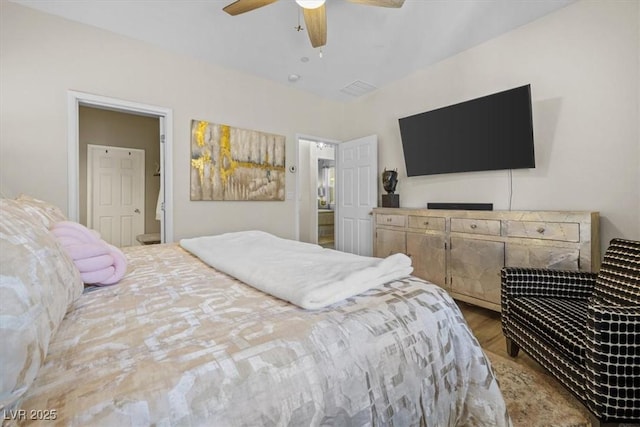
[346,0,404,7]
[223,0,278,16]
[302,4,327,48]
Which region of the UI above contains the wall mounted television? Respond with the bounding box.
[398,84,535,177]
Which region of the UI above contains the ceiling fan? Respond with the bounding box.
[223,0,405,48]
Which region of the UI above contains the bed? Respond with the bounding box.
[1,196,511,426]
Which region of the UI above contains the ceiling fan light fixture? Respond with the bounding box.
[295,0,325,10]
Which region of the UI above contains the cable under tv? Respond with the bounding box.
[427,202,493,211]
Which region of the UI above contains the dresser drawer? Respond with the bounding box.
[451,218,501,236]
[503,221,580,242]
[408,216,445,231]
[376,214,406,227]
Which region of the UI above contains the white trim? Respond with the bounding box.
[294,133,340,244]
[67,92,80,221]
[67,90,174,243]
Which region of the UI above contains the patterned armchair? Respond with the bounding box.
[501,238,639,426]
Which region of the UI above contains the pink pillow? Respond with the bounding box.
[101,246,127,286]
[50,222,127,286]
[81,267,116,285]
[50,221,101,243]
[74,254,115,273]
[63,243,110,260]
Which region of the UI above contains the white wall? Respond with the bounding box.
[343,0,640,252]
[1,1,638,251]
[297,139,336,244]
[0,1,345,241]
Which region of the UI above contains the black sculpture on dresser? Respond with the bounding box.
[381,168,399,208]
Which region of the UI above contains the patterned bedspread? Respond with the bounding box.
[16,244,510,426]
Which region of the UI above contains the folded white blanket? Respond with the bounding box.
[180,230,413,310]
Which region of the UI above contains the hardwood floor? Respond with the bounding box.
[456,300,560,377]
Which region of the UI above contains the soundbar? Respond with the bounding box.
[427,202,493,211]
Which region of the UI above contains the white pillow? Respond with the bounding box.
[15,194,67,228]
[0,198,83,414]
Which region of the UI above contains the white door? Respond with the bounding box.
[336,135,378,256]
[88,145,145,247]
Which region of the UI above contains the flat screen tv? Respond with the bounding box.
[399,84,535,177]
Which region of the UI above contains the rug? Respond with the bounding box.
[485,350,592,427]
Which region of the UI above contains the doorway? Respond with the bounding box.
[81,107,160,247]
[296,136,339,246]
[295,134,378,256]
[67,91,174,243]
[317,146,336,248]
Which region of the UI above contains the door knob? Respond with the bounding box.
[134,208,140,213]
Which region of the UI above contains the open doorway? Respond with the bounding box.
[67,91,174,244]
[296,134,378,256]
[317,146,336,248]
[296,136,339,246]
[81,107,160,247]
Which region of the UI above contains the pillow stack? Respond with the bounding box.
[51,221,127,286]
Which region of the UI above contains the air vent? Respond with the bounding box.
[340,80,377,97]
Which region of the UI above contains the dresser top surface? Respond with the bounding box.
[373,207,599,221]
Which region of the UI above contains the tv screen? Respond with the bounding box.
[399,84,535,177]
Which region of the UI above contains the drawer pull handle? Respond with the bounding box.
[424,221,429,226]
[537,227,545,234]
[470,224,477,229]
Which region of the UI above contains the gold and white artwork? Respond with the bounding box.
[190,120,286,201]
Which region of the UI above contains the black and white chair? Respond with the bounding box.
[501,238,640,426]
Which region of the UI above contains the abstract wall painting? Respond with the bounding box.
[190,120,286,201]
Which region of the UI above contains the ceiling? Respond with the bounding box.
[11,0,574,102]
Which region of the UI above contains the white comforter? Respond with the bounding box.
[18,244,511,426]
[180,230,413,309]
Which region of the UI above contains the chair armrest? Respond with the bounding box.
[585,304,640,420]
[501,267,597,299]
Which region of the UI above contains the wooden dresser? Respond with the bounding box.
[373,208,600,311]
